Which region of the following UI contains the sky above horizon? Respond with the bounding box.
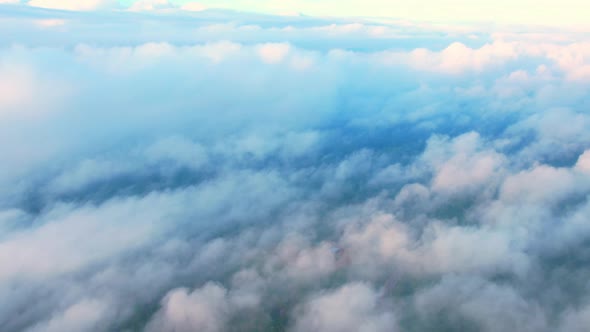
[1,0,589,26]
[207,0,586,24]
[95,0,590,26]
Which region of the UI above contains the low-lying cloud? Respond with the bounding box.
[1,3,590,332]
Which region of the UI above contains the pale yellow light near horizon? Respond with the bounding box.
[181,0,590,27]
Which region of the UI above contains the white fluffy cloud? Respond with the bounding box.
[257,43,291,64]
[25,299,111,332]
[292,283,398,332]
[415,276,548,332]
[146,283,230,332]
[423,132,507,194]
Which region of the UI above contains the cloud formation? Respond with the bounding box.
[1,3,590,332]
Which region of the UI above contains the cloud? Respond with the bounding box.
[575,150,590,173]
[560,304,590,332]
[25,299,111,332]
[414,276,548,332]
[146,283,230,332]
[257,43,291,64]
[1,5,590,332]
[0,60,68,119]
[374,40,520,74]
[291,283,398,332]
[0,194,165,282]
[422,132,507,194]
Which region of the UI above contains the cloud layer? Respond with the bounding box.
[1,3,590,332]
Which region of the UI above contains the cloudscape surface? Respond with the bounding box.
[1,1,590,331]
